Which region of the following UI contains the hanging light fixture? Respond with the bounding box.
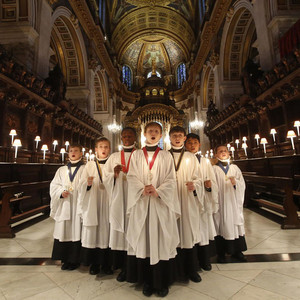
[190,111,204,130]
[108,115,122,133]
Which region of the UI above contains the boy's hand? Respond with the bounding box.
[204,180,212,188]
[114,165,122,178]
[229,176,236,186]
[87,176,94,186]
[62,190,70,198]
[186,181,195,191]
[143,185,159,197]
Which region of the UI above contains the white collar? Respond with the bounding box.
[171,145,184,150]
[145,142,159,147]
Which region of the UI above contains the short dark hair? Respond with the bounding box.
[144,122,162,133]
[95,137,110,148]
[214,144,227,154]
[185,133,200,143]
[169,126,186,136]
[121,127,137,136]
[69,143,82,152]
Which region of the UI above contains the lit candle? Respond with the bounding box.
[235,139,240,149]
[294,121,300,136]
[60,148,66,163]
[41,144,48,162]
[230,146,235,159]
[210,151,213,158]
[13,139,22,160]
[35,136,41,149]
[242,142,248,157]
[85,153,90,161]
[255,134,260,147]
[53,140,58,152]
[242,136,247,142]
[9,129,17,146]
[90,154,95,161]
[82,147,85,156]
[287,130,296,152]
[227,143,230,151]
[260,138,268,156]
[205,153,208,158]
[65,141,69,151]
[118,144,122,151]
[270,129,277,144]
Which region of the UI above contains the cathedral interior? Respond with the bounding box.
[0,0,300,299]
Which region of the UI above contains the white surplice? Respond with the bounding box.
[50,164,85,242]
[197,156,219,245]
[126,149,180,265]
[103,150,133,251]
[172,150,203,249]
[213,163,246,240]
[77,160,110,249]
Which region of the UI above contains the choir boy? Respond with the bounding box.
[102,127,137,282]
[213,145,247,263]
[77,137,112,275]
[169,127,203,282]
[185,133,218,271]
[126,122,180,297]
[50,144,85,270]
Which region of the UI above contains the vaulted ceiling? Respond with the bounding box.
[108,0,196,78]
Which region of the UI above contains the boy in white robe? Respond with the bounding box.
[126,122,180,298]
[102,127,137,282]
[213,145,247,263]
[169,127,203,283]
[185,133,219,271]
[77,137,112,275]
[50,144,84,271]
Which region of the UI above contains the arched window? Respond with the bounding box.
[98,0,106,27]
[177,63,186,89]
[199,0,206,25]
[122,65,132,90]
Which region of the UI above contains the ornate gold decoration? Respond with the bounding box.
[127,0,172,7]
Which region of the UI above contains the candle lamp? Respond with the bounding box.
[242,136,247,142]
[53,140,58,152]
[41,144,48,162]
[60,148,66,163]
[227,143,230,151]
[260,138,268,157]
[242,142,248,157]
[13,139,22,162]
[9,129,17,146]
[34,136,41,150]
[230,146,235,159]
[235,139,240,149]
[254,134,260,147]
[287,130,296,154]
[90,154,95,161]
[82,147,85,156]
[65,141,70,151]
[270,129,277,144]
[118,145,122,151]
[85,153,89,161]
[294,121,300,136]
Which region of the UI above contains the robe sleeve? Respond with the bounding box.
[191,155,204,210]
[233,164,246,215]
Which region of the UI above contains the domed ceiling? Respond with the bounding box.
[108,0,196,79]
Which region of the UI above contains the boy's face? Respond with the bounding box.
[185,138,200,154]
[121,130,136,147]
[144,125,162,144]
[216,146,230,160]
[68,147,82,161]
[170,131,186,148]
[95,141,110,159]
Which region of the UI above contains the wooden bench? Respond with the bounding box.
[244,174,300,229]
[0,180,51,238]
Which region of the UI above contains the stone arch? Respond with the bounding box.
[220,1,257,82]
[50,7,88,87]
[94,67,108,112]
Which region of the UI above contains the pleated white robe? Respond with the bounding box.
[126,149,180,265]
[50,164,85,242]
[172,151,203,249]
[197,157,219,246]
[103,151,132,251]
[213,163,246,240]
[77,161,110,249]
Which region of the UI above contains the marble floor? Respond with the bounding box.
[0,209,300,300]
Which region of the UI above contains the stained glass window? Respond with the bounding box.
[199,0,206,25]
[98,0,106,27]
[122,65,132,90]
[177,63,186,89]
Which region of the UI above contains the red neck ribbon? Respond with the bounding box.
[142,147,161,170]
[120,148,135,173]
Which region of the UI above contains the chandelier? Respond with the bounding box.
[190,111,204,130]
[108,115,122,133]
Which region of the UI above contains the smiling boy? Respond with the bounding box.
[126,122,180,297]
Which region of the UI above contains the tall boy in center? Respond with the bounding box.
[126,122,180,298]
[169,126,203,283]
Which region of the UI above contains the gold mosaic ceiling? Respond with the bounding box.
[109,1,196,77]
